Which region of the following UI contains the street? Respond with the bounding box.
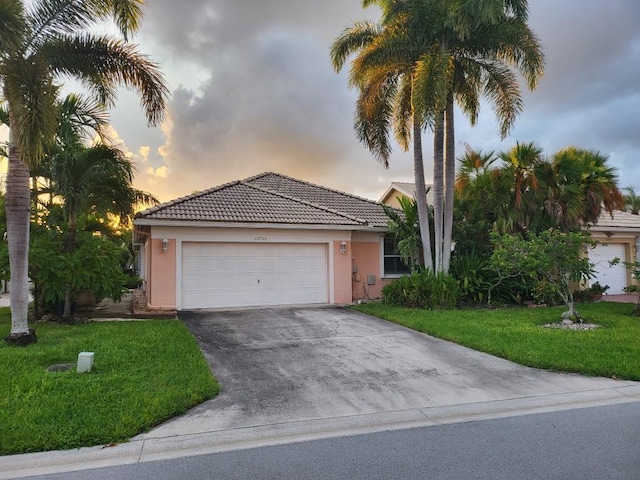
[25,402,640,480]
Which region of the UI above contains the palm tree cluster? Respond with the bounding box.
[455,142,625,238]
[331,0,544,273]
[1,0,168,344]
[31,94,158,317]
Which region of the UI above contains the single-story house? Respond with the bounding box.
[133,172,406,310]
[379,185,640,295]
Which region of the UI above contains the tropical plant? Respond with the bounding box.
[330,0,544,273]
[551,147,624,229]
[47,143,157,316]
[0,0,168,344]
[28,229,129,317]
[381,269,460,309]
[456,143,624,236]
[449,250,492,304]
[492,141,545,233]
[490,230,595,322]
[382,196,422,272]
[330,3,435,269]
[623,186,640,215]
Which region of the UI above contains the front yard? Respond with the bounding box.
[0,309,218,456]
[353,302,640,381]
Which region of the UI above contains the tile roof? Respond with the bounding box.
[135,172,390,228]
[591,209,640,230]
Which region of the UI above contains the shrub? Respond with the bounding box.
[450,251,531,305]
[382,270,460,309]
[450,251,492,304]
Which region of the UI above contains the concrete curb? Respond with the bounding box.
[2,385,639,479]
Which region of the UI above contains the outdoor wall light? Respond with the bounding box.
[340,241,347,255]
[161,237,170,254]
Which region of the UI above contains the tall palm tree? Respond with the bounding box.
[330,4,439,270]
[440,2,544,271]
[331,0,544,273]
[1,0,168,344]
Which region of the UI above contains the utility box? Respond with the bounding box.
[367,275,376,285]
[77,352,95,373]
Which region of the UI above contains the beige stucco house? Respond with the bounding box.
[379,184,640,295]
[133,172,406,310]
[379,182,434,209]
[587,210,640,294]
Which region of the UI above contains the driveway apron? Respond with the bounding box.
[140,306,638,439]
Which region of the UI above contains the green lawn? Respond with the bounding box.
[353,302,640,381]
[0,308,218,456]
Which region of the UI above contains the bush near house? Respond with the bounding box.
[382,270,460,309]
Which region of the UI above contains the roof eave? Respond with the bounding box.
[133,218,388,232]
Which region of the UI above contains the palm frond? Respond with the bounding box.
[330,21,382,72]
[41,34,168,126]
[0,0,26,55]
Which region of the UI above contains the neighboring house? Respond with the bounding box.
[379,182,434,209]
[133,172,405,310]
[379,183,640,295]
[588,210,640,294]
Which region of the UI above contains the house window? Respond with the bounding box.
[383,235,411,276]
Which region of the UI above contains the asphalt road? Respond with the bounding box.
[25,402,640,480]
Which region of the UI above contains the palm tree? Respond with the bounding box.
[23,93,111,220]
[623,186,640,215]
[47,142,157,316]
[439,2,544,271]
[382,196,423,271]
[1,0,168,344]
[330,4,438,270]
[331,0,544,273]
[551,147,624,227]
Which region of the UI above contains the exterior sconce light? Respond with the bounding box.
[340,241,347,255]
[161,238,170,254]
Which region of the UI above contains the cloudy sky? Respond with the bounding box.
[79,0,640,202]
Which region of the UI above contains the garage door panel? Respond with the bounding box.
[589,243,626,294]
[181,242,328,309]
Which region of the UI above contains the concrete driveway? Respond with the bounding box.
[138,306,639,443]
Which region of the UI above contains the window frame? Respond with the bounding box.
[381,234,411,278]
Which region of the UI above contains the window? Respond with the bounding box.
[383,235,411,276]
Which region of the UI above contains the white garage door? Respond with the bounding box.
[181,242,328,309]
[589,243,627,294]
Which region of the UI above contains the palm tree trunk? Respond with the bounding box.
[31,175,39,222]
[63,212,78,317]
[443,97,455,272]
[433,108,445,272]
[5,127,35,344]
[413,112,433,271]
